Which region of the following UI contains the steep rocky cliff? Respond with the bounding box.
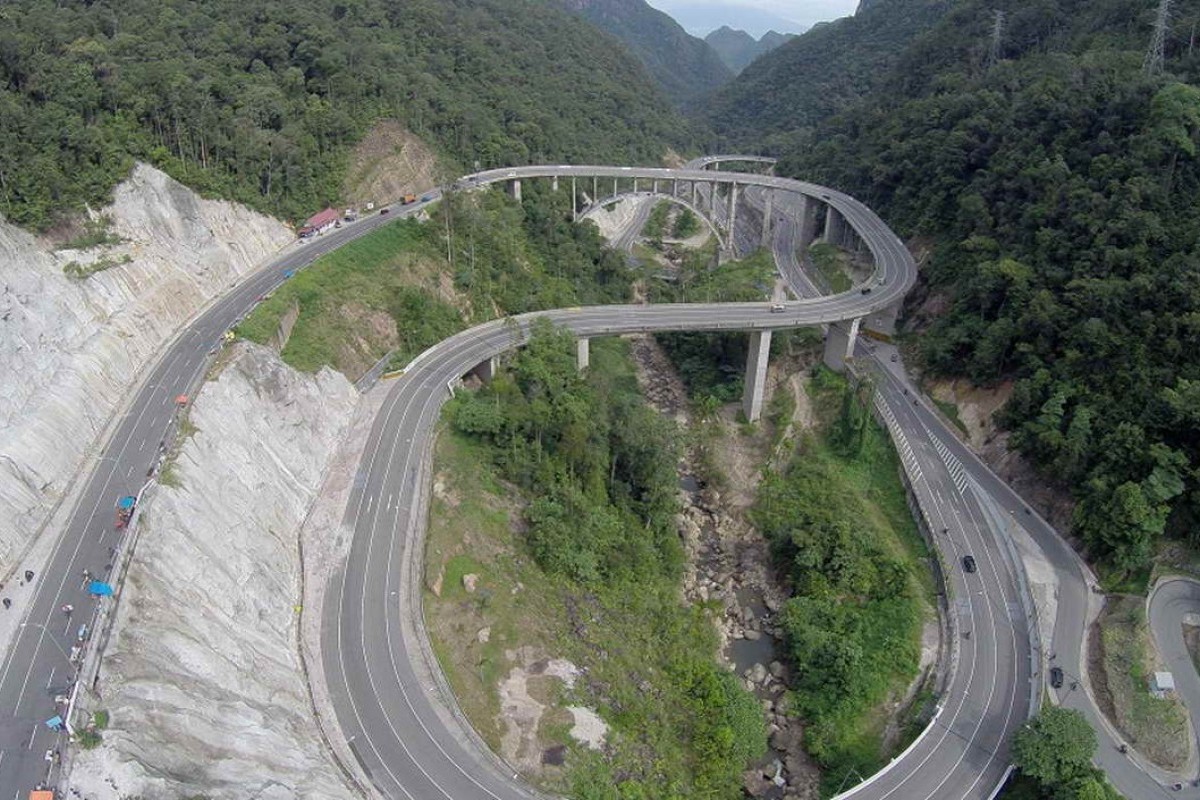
[0,164,292,576]
[70,343,358,799]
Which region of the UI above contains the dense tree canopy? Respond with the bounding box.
[1012,707,1122,800]
[0,0,692,228]
[708,0,1200,570]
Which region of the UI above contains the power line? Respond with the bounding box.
[988,9,1005,68]
[1144,0,1172,76]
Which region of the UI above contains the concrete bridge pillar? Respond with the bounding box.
[576,337,590,372]
[823,318,861,372]
[742,330,772,423]
[593,176,598,203]
[728,183,740,254]
[471,356,499,383]
[510,179,522,202]
[798,196,819,251]
[864,302,901,338]
[760,189,774,249]
[824,204,843,247]
[571,177,577,221]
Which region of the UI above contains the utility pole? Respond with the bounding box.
[988,9,1005,68]
[1145,0,1172,76]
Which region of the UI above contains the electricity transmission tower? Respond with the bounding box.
[988,10,1005,68]
[1145,0,1172,75]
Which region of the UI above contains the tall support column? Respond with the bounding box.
[673,178,678,197]
[690,181,697,206]
[552,175,559,192]
[798,196,819,251]
[728,183,740,253]
[864,303,901,338]
[593,176,598,202]
[510,179,522,202]
[633,178,639,193]
[613,177,618,197]
[576,337,590,372]
[652,179,659,195]
[742,330,772,423]
[572,177,577,222]
[760,189,774,248]
[823,318,861,372]
[824,204,843,246]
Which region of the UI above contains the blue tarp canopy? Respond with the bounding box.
[44,715,63,730]
[89,581,114,596]
[116,496,135,510]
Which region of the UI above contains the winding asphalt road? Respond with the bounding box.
[3,157,1168,800]
[0,196,442,797]
[319,165,1036,800]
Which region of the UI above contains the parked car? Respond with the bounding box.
[962,555,977,573]
[380,207,390,215]
[1050,666,1064,688]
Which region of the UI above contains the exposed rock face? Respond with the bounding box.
[69,343,357,800]
[0,164,292,575]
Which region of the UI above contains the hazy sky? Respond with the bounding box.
[646,0,860,37]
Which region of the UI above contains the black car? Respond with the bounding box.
[1049,666,1064,688]
[962,555,977,573]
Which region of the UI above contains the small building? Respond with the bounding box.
[302,207,340,237]
[1151,671,1175,697]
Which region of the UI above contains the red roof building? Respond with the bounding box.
[304,207,340,233]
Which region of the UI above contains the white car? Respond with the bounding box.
[770,303,786,313]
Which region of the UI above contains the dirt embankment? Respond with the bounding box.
[905,278,1077,533]
[341,121,442,208]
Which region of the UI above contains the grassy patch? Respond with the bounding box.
[58,215,123,250]
[809,242,853,293]
[931,397,969,437]
[63,254,132,279]
[236,218,461,375]
[1097,595,1188,770]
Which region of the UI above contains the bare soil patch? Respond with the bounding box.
[342,121,441,208]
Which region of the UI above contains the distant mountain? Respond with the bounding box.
[704,26,795,74]
[703,0,951,144]
[646,1,808,38]
[558,0,732,107]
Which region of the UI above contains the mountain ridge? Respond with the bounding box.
[558,0,732,106]
[704,25,795,74]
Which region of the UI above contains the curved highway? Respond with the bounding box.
[0,159,1051,800]
[321,165,1033,800]
[0,196,441,795]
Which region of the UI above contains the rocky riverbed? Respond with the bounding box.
[627,334,820,799]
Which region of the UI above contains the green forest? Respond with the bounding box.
[0,0,691,229]
[711,0,1200,576]
[448,326,766,798]
[752,368,931,794]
